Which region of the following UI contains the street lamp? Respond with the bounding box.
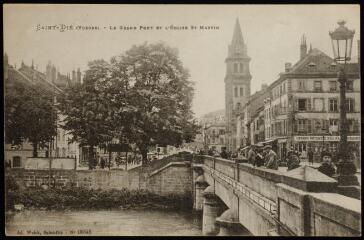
[329,20,359,195]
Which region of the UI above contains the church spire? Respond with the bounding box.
[231,18,244,45]
[228,18,247,57]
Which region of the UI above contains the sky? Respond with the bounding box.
[4,4,360,118]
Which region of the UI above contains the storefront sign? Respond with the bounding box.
[348,136,361,142]
[294,136,323,141]
[294,136,360,142]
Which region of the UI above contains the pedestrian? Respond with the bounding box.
[255,145,264,167]
[308,148,314,165]
[263,145,278,170]
[208,149,214,156]
[317,151,336,177]
[286,147,300,171]
[247,145,256,165]
[220,148,228,159]
[100,157,105,169]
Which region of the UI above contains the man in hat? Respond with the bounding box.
[286,147,300,171]
[318,151,336,177]
[254,143,264,167]
[264,145,278,170]
[247,145,256,165]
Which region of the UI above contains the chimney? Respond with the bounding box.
[72,70,76,82]
[77,68,81,83]
[285,62,292,72]
[261,84,268,91]
[300,34,307,60]
[51,65,57,83]
[46,61,52,83]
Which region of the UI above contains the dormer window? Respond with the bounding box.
[308,62,316,67]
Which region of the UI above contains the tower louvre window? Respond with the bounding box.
[234,63,238,73]
[240,87,244,96]
[234,87,238,97]
[239,63,244,73]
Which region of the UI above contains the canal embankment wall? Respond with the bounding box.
[7,159,192,198]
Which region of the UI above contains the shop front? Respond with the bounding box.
[292,135,361,168]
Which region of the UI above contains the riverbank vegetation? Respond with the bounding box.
[6,180,192,211]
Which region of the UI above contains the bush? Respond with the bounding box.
[5,186,191,211]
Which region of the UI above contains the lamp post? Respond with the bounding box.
[329,20,359,197]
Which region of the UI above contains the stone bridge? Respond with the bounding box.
[192,155,361,236]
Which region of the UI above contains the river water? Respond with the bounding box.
[5,209,203,236]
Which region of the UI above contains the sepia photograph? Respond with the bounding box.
[3,4,361,236]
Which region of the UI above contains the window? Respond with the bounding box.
[329,98,338,112]
[234,63,238,73]
[298,120,305,133]
[13,156,21,168]
[313,98,324,112]
[314,80,322,91]
[283,83,286,93]
[348,119,356,132]
[346,80,353,91]
[329,81,337,91]
[297,119,311,133]
[298,99,307,111]
[240,87,244,96]
[234,87,238,97]
[329,119,339,133]
[314,119,322,132]
[239,63,244,73]
[236,102,241,110]
[219,129,225,135]
[298,80,306,90]
[346,98,354,112]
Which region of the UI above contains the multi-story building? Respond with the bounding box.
[235,84,269,150]
[225,19,252,152]
[263,36,360,166]
[199,109,226,152]
[4,55,82,168]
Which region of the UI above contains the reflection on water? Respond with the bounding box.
[6,209,203,236]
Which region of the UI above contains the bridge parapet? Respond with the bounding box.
[195,155,361,236]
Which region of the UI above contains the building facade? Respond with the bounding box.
[199,109,226,152]
[4,56,82,168]
[263,37,360,167]
[225,19,251,152]
[231,35,360,169]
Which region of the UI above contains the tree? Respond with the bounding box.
[4,76,57,157]
[109,42,199,164]
[57,60,114,169]
[59,42,199,167]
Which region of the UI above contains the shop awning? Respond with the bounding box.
[260,139,277,145]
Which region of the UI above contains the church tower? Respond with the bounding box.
[225,19,251,151]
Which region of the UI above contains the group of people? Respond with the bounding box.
[247,144,279,170]
[246,144,336,177]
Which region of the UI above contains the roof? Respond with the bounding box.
[268,48,360,90]
[231,18,244,46]
[18,64,63,93]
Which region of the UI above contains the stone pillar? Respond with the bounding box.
[202,186,224,235]
[194,175,208,211]
[216,209,245,236]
